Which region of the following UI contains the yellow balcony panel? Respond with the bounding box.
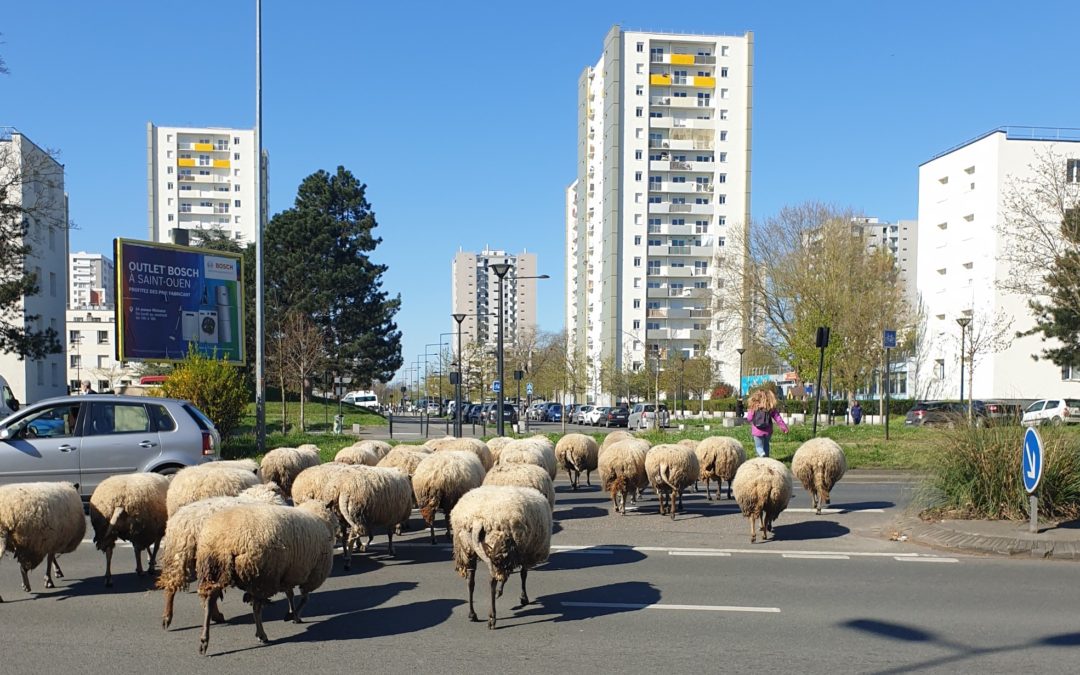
[213,159,231,168]
[650,74,672,86]
[177,158,196,167]
[194,142,214,151]
[670,54,695,65]
[693,76,716,88]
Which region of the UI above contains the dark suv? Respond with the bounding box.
[904,401,988,427]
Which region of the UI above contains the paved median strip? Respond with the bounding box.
[561,601,780,613]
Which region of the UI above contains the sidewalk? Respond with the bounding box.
[897,515,1080,560]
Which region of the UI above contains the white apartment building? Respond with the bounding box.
[0,129,70,403]
[566,27,752,404]
[147,123,267,246]
[851,217,918,309]
[917,127,1080,400]
[451,249,539,354]
[69,251,114,309]
[66,308,138,393]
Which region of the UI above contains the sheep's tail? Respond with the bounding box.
[469,525,491,565]
[657,463,676,491]
[98,506,124,548]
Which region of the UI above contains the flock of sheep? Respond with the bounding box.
[0,431,847,654]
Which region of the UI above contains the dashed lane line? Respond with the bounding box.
[781,553,851,560]
[561,601,780,613]
[669,550,731,557]
[896,556,959,563]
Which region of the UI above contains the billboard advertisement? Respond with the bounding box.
[114,238,245,363]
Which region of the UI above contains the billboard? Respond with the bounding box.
[114,238,245,363]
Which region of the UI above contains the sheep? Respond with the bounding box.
[258,446,320,499]
[296,443,322,455]
[597,438,650,514]
[196,500,336,655]
[89,473,170,587]
[498,438,557,480]
[412,450,486,544]
[291,463,361,561]
[438,437,495,471]
[600,430,634,453]
[554,433,600,490]
[210,459,259,474]
[486,436,515,463]
[334,445,380,466]
[0,482,85,601]
[159,482,286,630]
[450,485,552,629]
[695,436,746,501]
[424,436,457,452]
[352,440,392,460]
[167,464,262,517]
[483,463,556,510]
[791,437,848,515]
[337,466,414,558]
[732,457,793,543]
[377,446,431,478]
[644,444,700,520]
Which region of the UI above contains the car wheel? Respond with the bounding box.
[155,465,183,477]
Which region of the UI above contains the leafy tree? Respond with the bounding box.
[1021,203,1080,366]
[266,167,402,386]
[161,346,247,439]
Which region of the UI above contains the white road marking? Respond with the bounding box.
[896,556,959,564]
[786,507,886,514]
[782,553,850,560]
[562,601,780,614]
[548,544,954,560]
[668,551,731,557]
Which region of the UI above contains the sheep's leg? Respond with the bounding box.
[51,554,64,579]
[342,527,354,571]
[104,545,114,587]
[815,492,822,516]
[466,559,478,622]
[727,480,733,500]
[210,590,226,623]
[586,470,591,487]
[497,578,506,598]
[444,510,453,542]
[428,517,436,545]
[363,532,373,553]
[519,567,530,606]
[671,489,680,521]
[386,527,396,557]
[677,488,684,512]
[134,545,146,576]
[20,562,31,592]
[148,539,161,573]
[44,554,56,589]
[252,598,269,643]
[749,514,757,543]
[487,574,499,630]
[198,593,213,655]
[284,588,296,621]
[704,478,712,501]
[162,588,176,629]
[290,591,310,623]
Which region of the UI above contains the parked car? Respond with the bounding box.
[465,403,485,424]
[602,406,629,427]
[586,406,610,425]
[628,403,670,430]
[573,405,594,425]
[983,400,1024,425]
[904,401,989,427]
[485,403,519,425]
[526,402,547,421]
[544,403,563,422]
[0,394,219,498]
[1022,399,1080,426]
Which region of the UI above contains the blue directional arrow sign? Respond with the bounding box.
[1023,426,1044,494]
[491,380,501,393]
[526,382,533,395]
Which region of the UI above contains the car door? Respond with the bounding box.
[78,401,161,496]
[1023,401,1046,425]
[0,402,83,489]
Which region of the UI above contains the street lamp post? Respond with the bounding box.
[452,314,466,437]
[488,264,549,437]
[736,347,746,400]
[653,344,662,430]
[678,353,687,419]
[956,316,971,419]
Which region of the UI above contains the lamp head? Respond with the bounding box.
[452,313,466,324]
[489,263,512,278]
[956,316,972,328]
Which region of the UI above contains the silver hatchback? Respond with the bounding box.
[0,394,220,498]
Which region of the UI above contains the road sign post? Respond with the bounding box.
[1023,427,1044,533]
[883,329,896,441]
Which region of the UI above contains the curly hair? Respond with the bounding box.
[747,388,778,412]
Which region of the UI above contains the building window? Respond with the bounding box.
[636,63,644,74]
[234,153,240,160]
[720,67,728,77]
[633,299,641,309]
[695,221,708,233]
[167,214,174,221]
[635,171,642,181]
[635,149,643,160]
[199,155,210,166]
[672,176,686,183]
[636,42,644,52]
[648,196,661,204]
[718,236,726,247]
[717,217,726,226]
[719,131,728,142]
[234,136,240,145]
[647,261,660,274]
[633,257,641,267]
[672,218,685,225]
[720,46,729,57]
[633,320,641,329]
[70,355,81,368]
[1062,364,1080,381]
[69,330,79,343]
[647,322,660,331]
[633,278,641,288]
[98,331,108,344]
[234,184,241,191]
[636,85,643,96]
[634,236,641,245]
[234,200,241,208]
[167,166,173,174]
[935,359,945,379]
[650,47,663,61]
[1068,159,1080,183]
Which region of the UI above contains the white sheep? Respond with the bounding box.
[437,437,495,471]
[159,482,285,630]
[597,438,650,514]
[485,436,515,464]
[291,463,361,561]
[352,440,392,460]
[695,436,746,501]
[195,500,336,655]
[644,444,700,520]
[210,459,259,473]
[483,462,556,509]
[258,446,320,499]
[334,445,380,466]
[791,437,848,514]
[424,436,457,452]
[498,438,557,480]
[0,482,85,600]
[412,450,486,544]
[337,466,414,558]
[377,446,431,478]
[555,433,600,490]
[450,485,552,629]
[167,464,262,517]
[89,473,170,587]
[732,457,793,543]
[600,430,634,453]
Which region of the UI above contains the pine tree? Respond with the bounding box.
[1025,208,1080,367]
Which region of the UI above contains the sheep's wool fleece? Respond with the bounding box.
[377,447,430,477]
[451,485,552,580]
[292,463,360,506]
[483,462,556,509]
[601,430,635,452]
[338,467,414,532]
[598,439,650,491]
[438,437,494,471]
[258,447,320,498]
[89,473,169,548]
[732,457,793,520]
[498,439,556,480]
[644,444,700,491]
[412,451,486,511]
[168,465,261,517]
[791,437,847,491]
[334,446,380,466]
[555,434,600,473]
[352,440,392,460]
[486,436,515,463]
[0,482,85,569]
[695,436,746,482]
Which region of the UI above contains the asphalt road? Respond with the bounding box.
[3,476,1078,673]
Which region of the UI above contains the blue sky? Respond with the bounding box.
[4,1,1079,382]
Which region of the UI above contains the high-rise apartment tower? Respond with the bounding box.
[451,249,539,355]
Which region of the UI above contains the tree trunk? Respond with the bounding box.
[279,372,287,434]
[298,376,306,433]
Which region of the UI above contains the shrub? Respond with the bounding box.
[161,347,249,439]
[922,424,1080,521]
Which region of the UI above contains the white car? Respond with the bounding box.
[1021,399,1080,426]
[585,406,609,425]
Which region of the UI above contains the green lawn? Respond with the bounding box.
[223,395,387,460]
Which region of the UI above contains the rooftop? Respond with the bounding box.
[923,126,1080,165]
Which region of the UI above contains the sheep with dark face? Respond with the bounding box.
[450,485,552,629]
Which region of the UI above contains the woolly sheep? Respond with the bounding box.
[352,440,392,461]
[209,459,259,474]
[791,437,847,514]
[695,436,746,501]
[732,457,793,543]
[296,443,322,455]
[167,464,262,517]
[597,438,650,514]
[412,451,486,544]
[438,437,495,471]
[89,473,170,587]
[159,482,286,630]
[485,436,514,463]
[424,436,457,452]
[258,447,320,499]
[377,447,431,478]
[337,466,414,558]
[450,485,552,629]
[498,439,557,480]
[291,463,361,560]
[483,463,556,509]
[334,445,380,466]
[644,444,700,520]
[554,433,600,490]
[0,482,85,601]
[600,430,634,453]
[196,501,336,655]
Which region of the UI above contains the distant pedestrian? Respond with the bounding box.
[744,389,788,458]
[79,380,95,395]
[851,401,863,425]
[735,397,745,418]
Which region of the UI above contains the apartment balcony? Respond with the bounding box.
[213,159,231,168]
[177,158,196,167]
[650,74,672,86]
[667,245,692,255]
[650,117,711,130]
[649,183,703,194]
[693,76,716,88]
[695,183,714,192]
[662,267,694,278]
[688,308,712,319]
[650,138,714,151]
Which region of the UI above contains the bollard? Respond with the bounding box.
[389,413,394,438]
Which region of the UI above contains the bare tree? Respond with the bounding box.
[280,311,328,433]
[960,309,1014,414]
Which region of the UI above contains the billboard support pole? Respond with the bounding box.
[254,0,266,454]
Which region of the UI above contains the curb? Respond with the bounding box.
[896,517,1080,560]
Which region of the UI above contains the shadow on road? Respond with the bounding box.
[50,570,159,600]
[541,545,646,571]
[505,581,662,627]
[771,520,850,541]
[555,505,609,521]
[828,500,896,511]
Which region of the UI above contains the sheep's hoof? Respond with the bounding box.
[487,617,497,630]
[54,569,64,579]
[44,578,54,589]
[815,507,822,515]
[824,497,831,505]
[162,616,171,630]
[199,640,209,656]
[519,593,529,606]
[255,630,269,643]
[468,611,478,622]
[284,612,293,622]
[211,610,226,624]
[21,584,30,592]
[136,570,146,577]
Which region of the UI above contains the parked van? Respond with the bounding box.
[342,390,380,410]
